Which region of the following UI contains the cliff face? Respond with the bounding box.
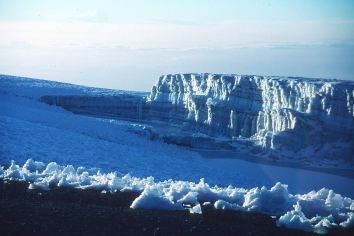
[39,73,354,161]
[40,95,149,120]
[148,74,354,160]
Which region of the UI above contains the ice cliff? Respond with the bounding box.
[40,95,149,120]
[148,74,354,161]
[39,73,354,163]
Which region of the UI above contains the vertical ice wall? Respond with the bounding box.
[40,95,149,120]
[148,74,354,160]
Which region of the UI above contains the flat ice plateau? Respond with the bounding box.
[1,74,354,234]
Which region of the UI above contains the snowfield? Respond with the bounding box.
[1,75,353,234]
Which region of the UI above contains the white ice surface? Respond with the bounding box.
[1,75,353,233]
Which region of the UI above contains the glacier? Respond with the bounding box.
[1,74,354,234]
[149,74,354,160]
[40,73,354,165]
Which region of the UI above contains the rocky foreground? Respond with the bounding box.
[1,179,353,236]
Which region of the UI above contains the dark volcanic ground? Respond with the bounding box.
[1,179,353,236]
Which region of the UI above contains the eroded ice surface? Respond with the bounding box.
[148,74,354,163]
[37,74,354,166]
[1,160,354,234]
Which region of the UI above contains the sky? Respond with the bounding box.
[0,0,354,91]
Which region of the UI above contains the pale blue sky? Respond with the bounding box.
[0,0,353,91]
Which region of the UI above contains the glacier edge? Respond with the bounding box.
[147,74,354,163]
[38,73,354,165]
